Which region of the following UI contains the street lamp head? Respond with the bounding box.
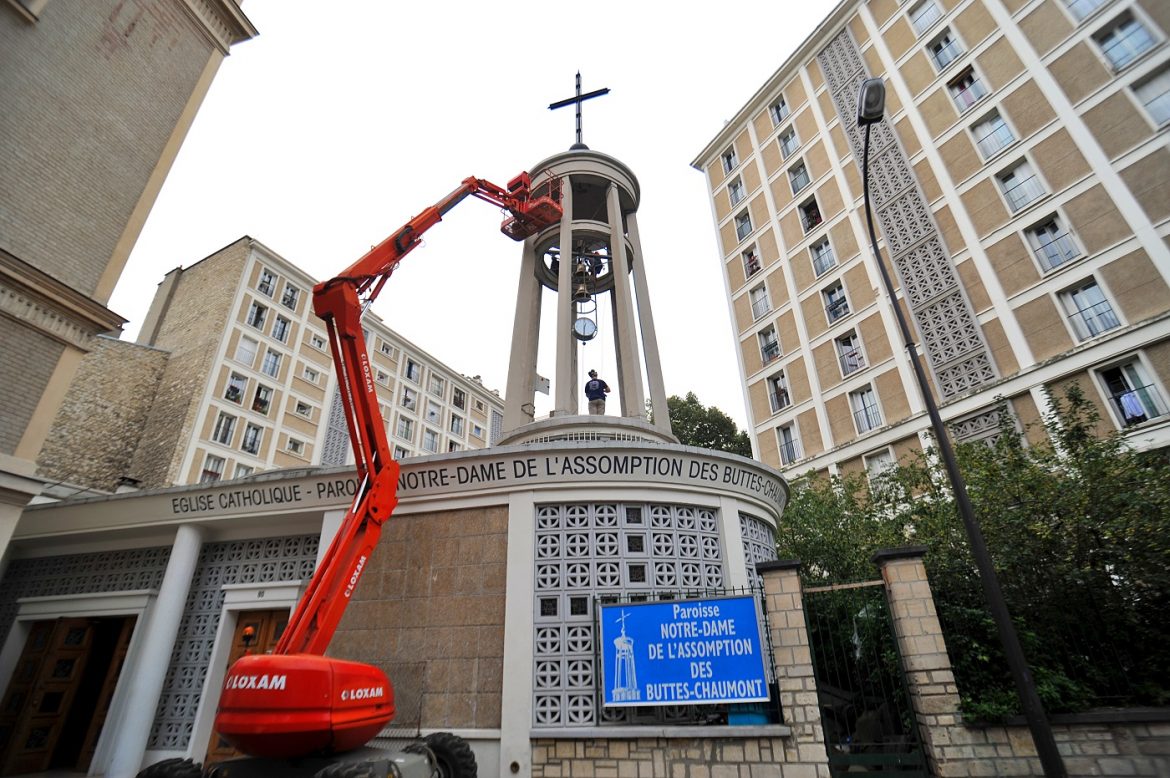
[857,78,886,126]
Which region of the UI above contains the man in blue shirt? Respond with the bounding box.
[585,370,610,415]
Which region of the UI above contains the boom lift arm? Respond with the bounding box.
[211,171,561,760]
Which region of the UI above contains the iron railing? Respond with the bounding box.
[770,389,791,413]
[1002,175,1045,211]
[853,403,882,433]
[976,121,1015,157]
[1111,383,1167,426]
[1070,300,1120,339]
[826,296,850,323]
[761,339,781,364]
[1034,231,1079,270]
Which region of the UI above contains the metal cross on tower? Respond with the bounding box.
[548,72,610,150]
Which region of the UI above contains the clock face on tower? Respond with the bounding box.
[573,317,598,341]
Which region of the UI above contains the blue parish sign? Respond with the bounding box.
[599,595,769,707]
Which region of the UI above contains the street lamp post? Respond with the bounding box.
[856,77,1066,777]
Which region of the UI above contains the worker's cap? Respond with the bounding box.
[588,370,598,377]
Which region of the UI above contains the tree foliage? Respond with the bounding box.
[665,393,752,457]
[777,385,1170,719]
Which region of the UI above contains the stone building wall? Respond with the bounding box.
[330,505,509,730]
[875,548,1170,778]
[38,336,169,491]
[0,321,64,455]
[130,241,250,487]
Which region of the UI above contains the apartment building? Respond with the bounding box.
[39,237,504,491]
[694,0,1170,477]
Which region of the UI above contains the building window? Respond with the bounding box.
[450,415,465,436]
[948,68,987,111]
[1064,0,1107,21]
[252,385,272,415]
[836,332,866,375]
[452,388,466,410]
[929,30,963,70]
[735,210,753,242]
[1027,216,1080,271]
[428,374,446,397]
[309,333,327,350]
[261,349,282,378]
[234,464,254,479]
[200,454,226,484]
[1063,280,1120,340]
[213,413,236,445]
[998,161,1045,212]
[1099,360,1167,426]
[396,417,415,441]
[448,441,462,453]
[823,283,850,323]
[972,111,1015,158]
[225,373,247,404]
[1134,67,1170,125]
[405,359,421,383]
[375,369,391,387]
[750,284,771,319]
[778,425,801,465]
[1095,14,1155,70]
[294,400,313,419]
[810,239,835,276]
[770,97,790,125]
[422,428,440,453]
[778,127,799,159]
[472,398,486,413]
[257,269,276,297]
[246,301,268,330]
[742,247,762,278]
[426,399,442,424]
[401,386,418,411]
[759,326,781,365]
[799,198,823,233]
[287,437,305,456]
[721,146,738,174]
[272,315,291,343]
[235,335,259,367]
[728,177,746,206]
[768,372,790,413]
[241,423,263,455]
[910,0,943,35]
[394,445,411,459]
[379,340,398,358]
[851,386,882,433]
[471,422,485,438]
[281,283,299,309]
[302,365,320,384]
[788,162,811,194]
[864,449,896,483]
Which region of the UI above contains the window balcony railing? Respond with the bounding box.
[1034,232,1079,271]
[1111,383,1167,426]
[912,3,942,34]
[976,123,1015,157]
[1066,0,1106,20]
[790,170,811,193]
[736,219,753,242]
[779,438,801,465]
[780,136,799,158]
[839,348,866,375]
[1101,23,1155,70]
[931,40,963,70]
[745,257,762,277]
[854,404,882,433]
[951,79,987,111]
[770,389,791,413]
[825,296,850,323]
[729,186,745,206]
[1002,175,1045,211]
[751,296,771,319]
[800,207,823,233]
[1071,301,1120,338]
[761,340,781,364]
[812,250,835,276]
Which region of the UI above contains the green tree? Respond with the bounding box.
[665,393,752,457]
[776,385,1170,719]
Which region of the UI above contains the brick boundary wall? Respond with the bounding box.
[874,547,1170,778]
[530,561,831,777]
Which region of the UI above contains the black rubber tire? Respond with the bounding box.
[135,758,203,778]
[424,732,477,778]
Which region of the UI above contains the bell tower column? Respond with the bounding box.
[554,179,578,416]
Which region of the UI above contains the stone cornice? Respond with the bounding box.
[178,0,258,55]
[0,250,126,350]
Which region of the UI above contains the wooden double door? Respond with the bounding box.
[0,616,136,776]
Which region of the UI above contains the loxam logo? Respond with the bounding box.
[225,673,287,691]
[344,554,367,599]
[361,355,374,394]
[340,686,385,701]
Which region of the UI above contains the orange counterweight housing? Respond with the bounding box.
[214,653,394,758]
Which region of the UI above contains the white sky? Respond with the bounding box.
[110,1,833,429]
